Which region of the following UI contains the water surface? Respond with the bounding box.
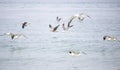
[0,1,120,70]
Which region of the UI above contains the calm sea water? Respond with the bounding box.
[0,1,120,70]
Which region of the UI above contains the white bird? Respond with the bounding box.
[0,32,26,39]
[103,35,117,41]
[68,13,91,24]
[49,24,60,32]
[62,23,73,31]
[56,16,61,22]
[69,51,81,56]
[10,34,25,39]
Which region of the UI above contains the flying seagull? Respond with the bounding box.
[49,24,60,32]
[68,13,91,24]
[56,16,61,22]
[22,22,29,29]
[10,34,26,39]
[0,32,26,39]
[62,23,73,31]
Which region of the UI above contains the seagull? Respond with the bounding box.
[22,22,29,29]
[0,32,26,39]
[62,23,73,31]
[77,13,91,21]
[103,35,117,41]
[10,34,26,39]
[49,24,60,32]
[61,16,74,31]
[69,51,81,56]
[56,16,61,22]
[68,13,91,24]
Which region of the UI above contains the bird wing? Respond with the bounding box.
[62,23,66,30]
[53,25,60,32]
[67,20,74,28]
[67,16,76,28]
[22,24,25,29]
[56,16,61,22]
[49,24,53,29]
[22,22,28,29]
[67,16,76,26]
[81,13,91,18]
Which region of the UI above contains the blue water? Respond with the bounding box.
[0,1,120,70]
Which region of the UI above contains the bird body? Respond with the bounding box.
[10,34,25,39]
[69,51,81,56]
[1,32,25,39]
[49,24,60,32]
[22,22,28,29]
[62,23,67,31]
[103,35,117,41]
